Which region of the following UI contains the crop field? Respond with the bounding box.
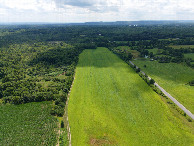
[169,45,194,49]
[68,47,194,145]
[133,60,194,113]
[0,102,58,145]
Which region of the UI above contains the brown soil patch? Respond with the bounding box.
[90,138,116,146]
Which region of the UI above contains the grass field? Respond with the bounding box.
[133,60,194,114]
[68,47,194,145]
[146,48,163,55]
[184,53,194,60]
[116,46,140,58]
[0,102,58,145]
[169,45,194,49]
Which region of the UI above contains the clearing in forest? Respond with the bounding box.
[68,47,194,145]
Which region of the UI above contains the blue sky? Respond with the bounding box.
[0,0,194,23]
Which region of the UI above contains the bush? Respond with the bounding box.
[12,96,23,104]
[150,79,155,84]
[136,68,140,73]
[187,117,192,122]
[188,80,194,86]
[61,121,64,128]
[50,105,64,117]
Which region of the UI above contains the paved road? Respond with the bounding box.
[154,82,194,119]
[129,61,194,120]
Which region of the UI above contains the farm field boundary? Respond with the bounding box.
[63,74,76,146]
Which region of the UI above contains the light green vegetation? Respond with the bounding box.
[156,54,170,57]
[146,48,163,55]
[159,38,180,41]
[116,46,140,58]
[57,117,69,146]
[133,60,194,113]
[0,102,58,145]
[184,53,194,60]
[159,38,171,41]
[68,47,194,145]
[169,45,194,49]
[114,41,128,43]
[59,128,69,146]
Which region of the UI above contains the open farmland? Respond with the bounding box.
[0,102,58,145]
[68,47,194,145]
[133,60,194,114]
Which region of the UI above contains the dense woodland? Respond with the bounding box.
[0,42,83,116]
[0,23,194,116]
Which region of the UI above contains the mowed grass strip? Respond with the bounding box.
[133,60,194,114]
[68,47,194,145]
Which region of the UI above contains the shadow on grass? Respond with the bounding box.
[77,47,132,69]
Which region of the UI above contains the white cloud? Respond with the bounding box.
[0,0,194,22]
[1,0,38,10]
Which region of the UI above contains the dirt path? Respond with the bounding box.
[65,75,76,146]
[56,123,61,146]
[129,61,194,120]
[56,73,75,146]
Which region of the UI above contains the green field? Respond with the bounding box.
[169,45,194,49]
[184,53,194,60]
[116,46,140,58]
[0,102,58,145]
[146,48,163,55]
[133,60,194,113]
[68,47,194,145]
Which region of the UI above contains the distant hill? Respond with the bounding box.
[1,20,194,26]
[83,20,194,26]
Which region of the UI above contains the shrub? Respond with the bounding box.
[136,68,140,73]
[188,80,194,86]
[50,105,64,117]
[61,121,64,128]
[149,79,155,84]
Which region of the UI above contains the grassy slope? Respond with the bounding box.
[68,47,194,145]
[0,102,58,145]
[133,60,194,113]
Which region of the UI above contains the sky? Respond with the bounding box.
[0,0,194,23]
